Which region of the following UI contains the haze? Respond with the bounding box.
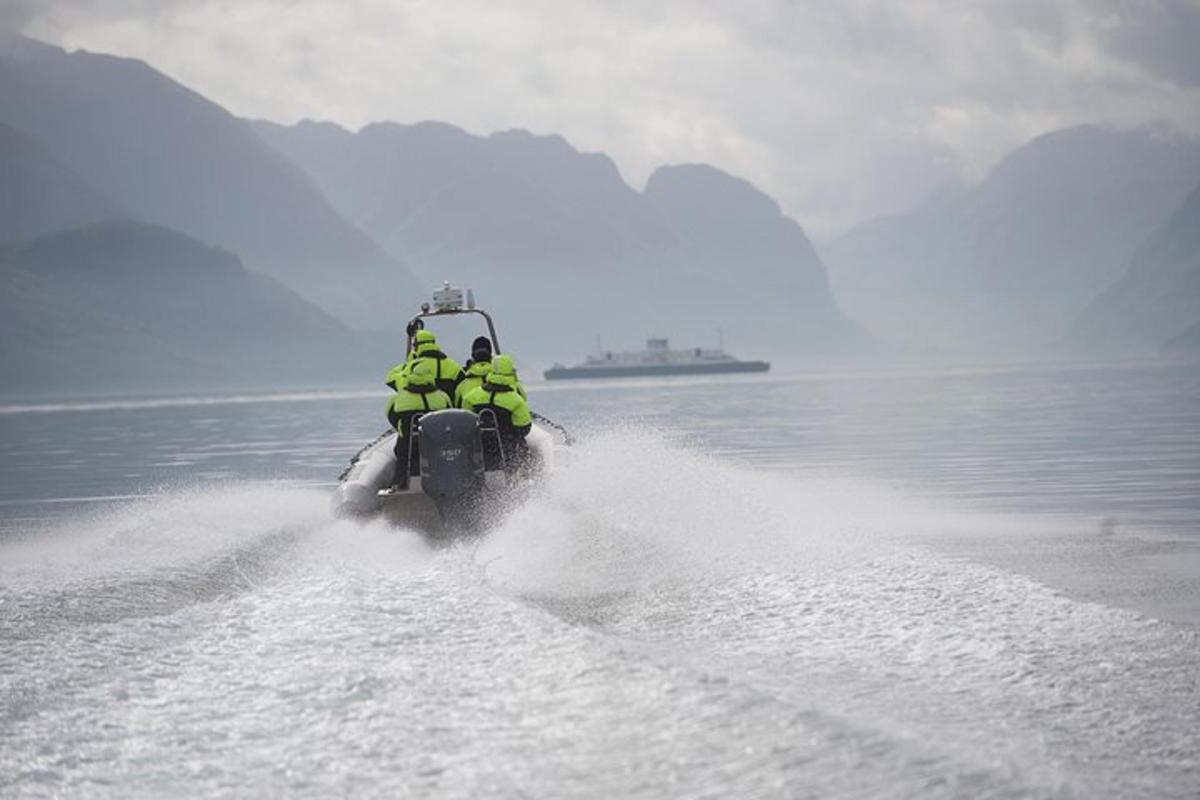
[3,5,1200,797]
[2,0,1200,391]
[9,0,1200,238]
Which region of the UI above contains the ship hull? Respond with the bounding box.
[544,360,770,380]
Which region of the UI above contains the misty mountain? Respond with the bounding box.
[0,121,123,242]
[253,119,864,358]
[0,220,380,393]
[643,164,855,342]
[825,124,1200,353]
[0,36,423,325]
[252,120,675,266]
[1068,183,1200,353]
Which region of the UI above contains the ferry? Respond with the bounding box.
[544,337,769,380]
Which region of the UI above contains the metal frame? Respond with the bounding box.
[395,411,427,489]
[406,308,501,357]
[531,411,574,446]
[475,408,507,472]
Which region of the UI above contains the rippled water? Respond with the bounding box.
[1,360,1198,797]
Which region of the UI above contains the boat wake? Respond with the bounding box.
[1,431,1197,798]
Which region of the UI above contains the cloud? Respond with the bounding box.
[0,0,39,38]
[1104,0,1200,87]
[16,0,1200,239]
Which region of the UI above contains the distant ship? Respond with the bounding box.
[544,337,770,380]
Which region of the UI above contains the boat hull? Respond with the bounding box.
[333,422,563,539]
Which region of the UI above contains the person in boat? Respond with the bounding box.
[384,355,413,391]
[454,340,496,408]
[384,321,424,390]
[462,336,493,369]
[386,360,452,485]
[460,353,532,469]
[455,339,529,408]
[409,329,462,398]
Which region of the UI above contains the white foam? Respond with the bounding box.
[1,430,1197,797]
[476,427,1068,597]
[0,484,330,590]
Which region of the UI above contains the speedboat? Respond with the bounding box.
[333,284,571,539]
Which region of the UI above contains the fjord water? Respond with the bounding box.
[1,360,1198,797]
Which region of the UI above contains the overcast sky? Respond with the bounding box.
[8,0,1200,239]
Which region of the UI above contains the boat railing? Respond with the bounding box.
[403,412,427,486]
[476,408,507,472]
[531,412,575,446]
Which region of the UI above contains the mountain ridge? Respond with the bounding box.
[1068,181,1200,352]
[825,122,1200,353]
[253,117,866,358]
[0,36,424,325]
[0,220,383,393]
[0,121,124,243]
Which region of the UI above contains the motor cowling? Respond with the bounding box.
[418,409,485,503]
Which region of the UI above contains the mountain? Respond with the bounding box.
[1069,183,1200,353]
[0,36,423,324]
[0,121,123,242]
[0,220,380,393]
[643,164,856,343]
[253,119,865,358]
[825,124,1200,353]
[252,120,675,266]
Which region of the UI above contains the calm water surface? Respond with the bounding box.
[1,360,1197,797]
[2,359,1197,533]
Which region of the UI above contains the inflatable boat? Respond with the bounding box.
[333,284,571,539]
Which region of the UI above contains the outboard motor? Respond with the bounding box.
[417,409,486,527]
